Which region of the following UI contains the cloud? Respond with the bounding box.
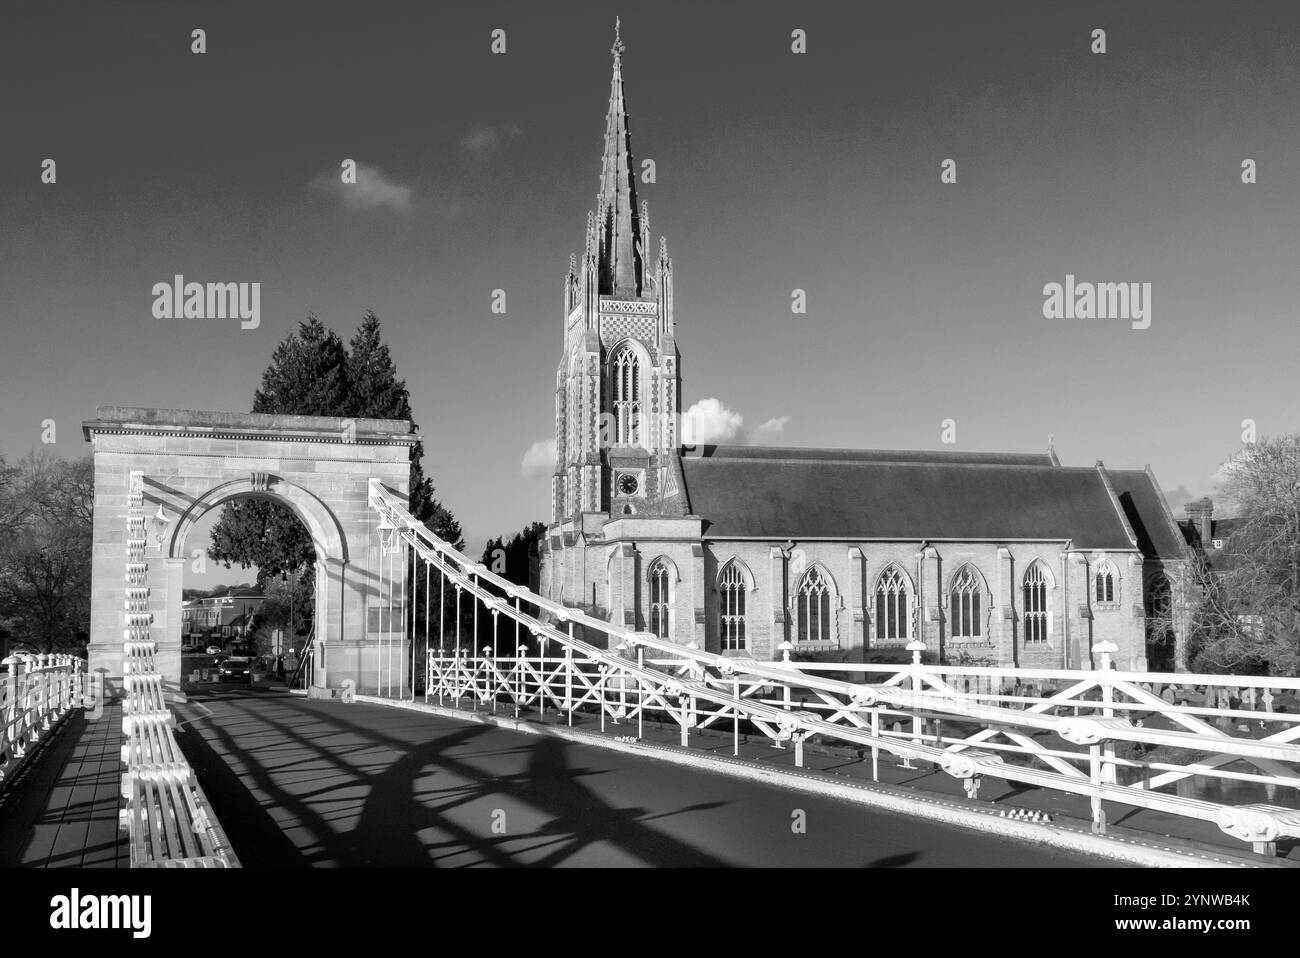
[521,438,557,479]
[311,163,412,212]
[682,398,746,444]
[459,124,522,154]
[525,403,787,477]
[755,416,790,438]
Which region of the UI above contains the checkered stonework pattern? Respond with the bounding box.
[600,313,656,345]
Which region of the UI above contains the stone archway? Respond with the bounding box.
[83,406,415,695]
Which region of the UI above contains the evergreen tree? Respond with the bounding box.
[208,316,348,600]
[346,311,464,549]
[207,313,465,640]
[474,521,546,647]
[252,315,350,415]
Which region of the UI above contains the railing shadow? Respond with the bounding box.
[177,690,735,867]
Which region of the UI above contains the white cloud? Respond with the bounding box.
[459,124,522,154]
[521,438,557,479]
[755,416,790,438]
[312,163,412,212]
[682,398,746,444]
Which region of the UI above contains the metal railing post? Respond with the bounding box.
[599,664,608,733]
[637,644,644,740]
[565,646,574,726]
[1089,641,1119,832]
[733,675,741,756]
[515,643,525,718]
[902,640,927,769]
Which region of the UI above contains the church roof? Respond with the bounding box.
[695,445,1057,466]
[1107,468,1194,560]
[679,446,1148,550]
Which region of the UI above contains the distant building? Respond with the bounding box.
[182,589,265,641]
[1177,496,1241,568]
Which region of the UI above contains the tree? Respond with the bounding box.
[252,314,351,415]
[1187,435,1300,676]
[248,572,313,657]
[481,521,546,587]
[207,315,348,603]
[475,522,546,647]
[0,453,94,654]
[347,312,463,548]
[206,311,465,640]
[206,499,315,584]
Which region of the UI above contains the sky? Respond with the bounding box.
[3,0,1299,588]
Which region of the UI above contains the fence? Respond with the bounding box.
[0,653,83,788]
[369,479,1300,858]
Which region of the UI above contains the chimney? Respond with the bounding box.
[1184,497,1213,546]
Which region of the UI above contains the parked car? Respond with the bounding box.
[205,645,224,655]
[218,656,252,683]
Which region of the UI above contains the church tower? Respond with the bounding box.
[552,20,682,526]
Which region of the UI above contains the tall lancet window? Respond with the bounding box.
[1023,563,1049,644]
[612,345,642,445]
[718,562,747,651]
[950,566,982,640]
[875,567,910,642]
[649,560,670,639]
[797,567,832,643]
[1094,561,1117,604]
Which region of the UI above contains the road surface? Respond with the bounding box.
[172,687,1110,868]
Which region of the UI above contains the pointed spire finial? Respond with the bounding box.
[612,17,624,59]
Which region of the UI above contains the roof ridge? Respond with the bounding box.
[694,455,1098,471]
[1094,461,1140,549]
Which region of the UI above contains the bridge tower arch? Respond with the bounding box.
[83,406,416,696]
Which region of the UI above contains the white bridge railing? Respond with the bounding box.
[0,653,83,788]
[121,470,238,867]
[368,480,1300,858]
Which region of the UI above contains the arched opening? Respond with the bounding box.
[1022,561,1050,645]
[796,565,834,644]
[169,477,347,691]
[948,565,984,642]
[874,565,912,644]
[1145,573,1175,671]
[608,339,649,448]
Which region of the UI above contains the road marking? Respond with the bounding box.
[175,701,215,729]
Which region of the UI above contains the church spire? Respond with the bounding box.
[596,17,645,297]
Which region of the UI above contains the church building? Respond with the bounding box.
[536,27,1192,673]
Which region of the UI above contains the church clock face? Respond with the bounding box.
[617,472,640,496]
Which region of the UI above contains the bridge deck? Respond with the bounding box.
[2,689,1290,867]
[168,687,1110,867]
[0,705,128,868]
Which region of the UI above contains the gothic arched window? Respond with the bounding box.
[612,345,642,446]
[950,566,982,640]
[718,562,747,651]
[649,560,670,639]
[1023,562,1049,644]
[797,566,832,643]
[874,567,910,642]
[1094,561,1116,604]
